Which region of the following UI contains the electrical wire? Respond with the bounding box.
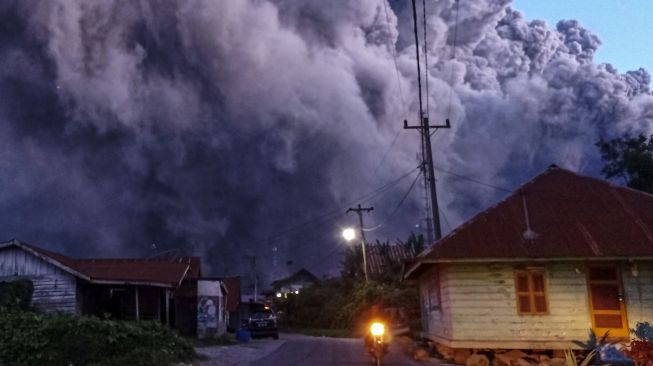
[363,168,422,232]
[434,165,512,192]
[422,0,430,118]
[372,129,402,178]
[372,0,409,179]
[245,165,422,248]
[446,0,461,121]
[439,206,453,232]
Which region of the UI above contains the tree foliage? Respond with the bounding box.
[275,234,423,335]
[597,134,653,193]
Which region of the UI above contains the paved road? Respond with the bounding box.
[249,336,423,366]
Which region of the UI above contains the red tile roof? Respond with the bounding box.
[74,259,190,287]
[418,166,653,264]
[1,240,199,287]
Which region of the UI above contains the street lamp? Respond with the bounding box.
[342,227,356,241]
[342,226,369,283]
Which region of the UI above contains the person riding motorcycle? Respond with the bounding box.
[363,305,390,356]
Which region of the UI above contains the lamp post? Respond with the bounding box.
[343,204,373,283]
[342,227,368,283]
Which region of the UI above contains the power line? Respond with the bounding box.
[422,0,430,118]
[439,206,453,232]
[372,0,409,179]
[434,165,512,192]
[446,0,461,120]
[372,129,402,178]
[228,165,422,253]
[406,0,450,242]
[364,168,421,231]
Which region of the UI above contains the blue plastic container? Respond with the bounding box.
[236,329,251,342]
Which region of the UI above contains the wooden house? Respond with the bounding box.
[0,239,202,335]
[271,268,319,298]
[405,166,653,352]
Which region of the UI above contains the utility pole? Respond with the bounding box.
[244,255,258,302]
[346,204,374,283]
[404,0,450,241]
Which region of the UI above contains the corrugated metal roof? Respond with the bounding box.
[74,259,190,287]
[2,240,199,287]
[420,165,653,262]
[366,243,416,274]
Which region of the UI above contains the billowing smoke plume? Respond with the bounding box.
[0,1,651,281]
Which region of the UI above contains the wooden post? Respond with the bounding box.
[165,289,170,325]
[135,286,140,321]
[157,288,161,322]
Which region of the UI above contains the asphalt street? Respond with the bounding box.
[249,336,424,366]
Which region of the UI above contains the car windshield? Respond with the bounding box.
[251,311,273,319]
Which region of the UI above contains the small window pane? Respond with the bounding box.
[532,273,545,292]
[518,295,531,313]
[516,273,529,292]
[534,295,547,313]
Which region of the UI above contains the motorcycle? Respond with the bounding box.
[367,321,388,366]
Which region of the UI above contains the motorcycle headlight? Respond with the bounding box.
[370,322,385,336]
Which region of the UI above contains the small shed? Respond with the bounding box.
[405,166,653,351]
[197,279,228,338]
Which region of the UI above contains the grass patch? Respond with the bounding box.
[282,328,356,338]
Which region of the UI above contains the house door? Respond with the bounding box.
[586,265,629,338]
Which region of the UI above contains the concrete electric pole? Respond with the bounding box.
[346,204,374,283]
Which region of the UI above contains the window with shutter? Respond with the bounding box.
[514,268,548,315]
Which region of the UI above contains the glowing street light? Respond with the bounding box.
[342,227,356,241]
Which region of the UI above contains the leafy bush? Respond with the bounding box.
[624,322,653,366]
[634,322,653,342]
[0,279,34,311]
[0,311,196,366]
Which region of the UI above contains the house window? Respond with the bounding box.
[514,268,548,315]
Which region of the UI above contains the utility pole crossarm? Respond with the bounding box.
[403,118,451,130]
[403,0,452,243]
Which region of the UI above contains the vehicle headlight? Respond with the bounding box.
[370,322,384,336]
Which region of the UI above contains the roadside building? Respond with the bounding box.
[0,239,228,337]
[405,165,653,353]
[271,268,319,298]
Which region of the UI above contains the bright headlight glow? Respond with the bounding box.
[370,322,385,336]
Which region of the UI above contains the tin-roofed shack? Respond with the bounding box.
[0,239,203,336]
[405,166,653,357]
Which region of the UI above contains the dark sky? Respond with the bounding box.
[0,0,651,285]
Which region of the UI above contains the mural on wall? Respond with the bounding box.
[197,279,226,339]
[198,296,218,329]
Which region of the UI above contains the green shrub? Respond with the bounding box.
[0,312,196,366]
[0,279,34,311]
